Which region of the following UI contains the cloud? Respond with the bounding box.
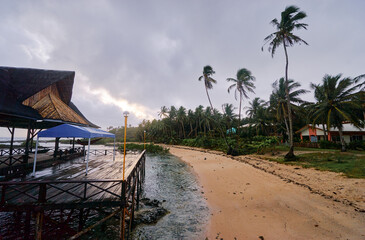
[1,0,364,133]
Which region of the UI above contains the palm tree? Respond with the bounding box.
[262,5,308,159]
[222,103,237,132]
[177,106,187,138]
[158,106,169,118]
[310,74,364,151]
[269,78,308,140]
[354,74,365,91]
[227,68,256,127]
[198,65,217,110]
[246,97,267,119]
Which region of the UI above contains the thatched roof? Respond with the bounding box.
[0,66,98,129]
[1,66,74,103]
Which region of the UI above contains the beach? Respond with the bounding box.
[168,146,365,240]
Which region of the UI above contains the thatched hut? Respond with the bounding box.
[0,66,98,165]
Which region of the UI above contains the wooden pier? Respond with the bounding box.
[0,150,146,239]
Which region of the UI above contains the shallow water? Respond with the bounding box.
[131,154,209,240]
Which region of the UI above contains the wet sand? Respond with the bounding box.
[168,146,365,240]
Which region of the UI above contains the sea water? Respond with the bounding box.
[131,154,209,240]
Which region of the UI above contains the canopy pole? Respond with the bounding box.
[32,136,39,177]
[86,138,91,175]
[113,137,116,161]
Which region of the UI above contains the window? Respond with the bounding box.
[350,135,363,142]
[331,136,340,142]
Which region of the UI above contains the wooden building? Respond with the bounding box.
[0,66,97,167]
[296,123,365,143]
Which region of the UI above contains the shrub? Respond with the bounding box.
[119,143,169,154]
[318,140,341,149]
[347,140,365,150]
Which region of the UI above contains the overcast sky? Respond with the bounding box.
[1,0,364,137]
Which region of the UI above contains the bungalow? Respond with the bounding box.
[296,123,365,143]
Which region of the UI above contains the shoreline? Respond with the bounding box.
[167,145,365,240]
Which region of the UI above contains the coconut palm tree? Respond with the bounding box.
[198,65,217,110]
[246,97,267,119]
[262,5,308,159]
[354,74,365,91]
[269,78,308,140]
[310,74,364,151]
[158,106,169,118]
[222,103,237,132]
[177,106,187,138]
[227,68,256,127]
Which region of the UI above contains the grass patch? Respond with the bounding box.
[268,152,365,178]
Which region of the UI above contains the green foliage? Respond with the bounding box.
[108,126,140,142]
[273,152,365,178]
[347,141,365,151]
[20,140,37,148]
[318,140,341,150]
[119,143,169,154]
[181,136,279,156]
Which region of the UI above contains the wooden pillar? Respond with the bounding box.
[35,211,44,240]
[24,210,31,239]
[54,137,60,158]
[120,181,126,240]
[7,126,15,165]
[23,122,31,164]
[78,208,84,232]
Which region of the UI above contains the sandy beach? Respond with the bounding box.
[168,146,365,240]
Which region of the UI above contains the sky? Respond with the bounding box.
[1,0,364,137]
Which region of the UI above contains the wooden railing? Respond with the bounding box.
[0,150,146,239]
[86,149,115,156]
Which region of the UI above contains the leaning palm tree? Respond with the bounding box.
[262,5,308,159]
[227,68,256,127]
[310,74,364,152]
[198,65,217,110]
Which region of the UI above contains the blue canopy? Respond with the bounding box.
[33,124,116,177]
[38,124,115,139]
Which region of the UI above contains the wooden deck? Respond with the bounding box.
[1,151,142,210]
[0,150,146,239]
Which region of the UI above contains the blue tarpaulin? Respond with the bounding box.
[38,124,115,138]
[33,124,115,176]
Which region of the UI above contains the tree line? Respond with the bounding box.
[119,5,364,157]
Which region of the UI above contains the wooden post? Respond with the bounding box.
[136,171,140,210]
[7,126,14,165]
[120,181,126,240]
[72,137,75,151]
[78,208,84,232]
[24,210,31,238]
[24,122,31,164]
[35,183,47,239]
[54,137,60,158]
[35,211,44,240]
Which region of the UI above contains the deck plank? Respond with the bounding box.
[1,152,142,207]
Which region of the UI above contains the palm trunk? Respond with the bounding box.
[322,123,327,141]
[284,117,290,141]
[239,94,242,126]
[181,121,186,138]
[238,93,242,135]
[205,86,214,111]
[338,128,346,152]
[283,42,295,159]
